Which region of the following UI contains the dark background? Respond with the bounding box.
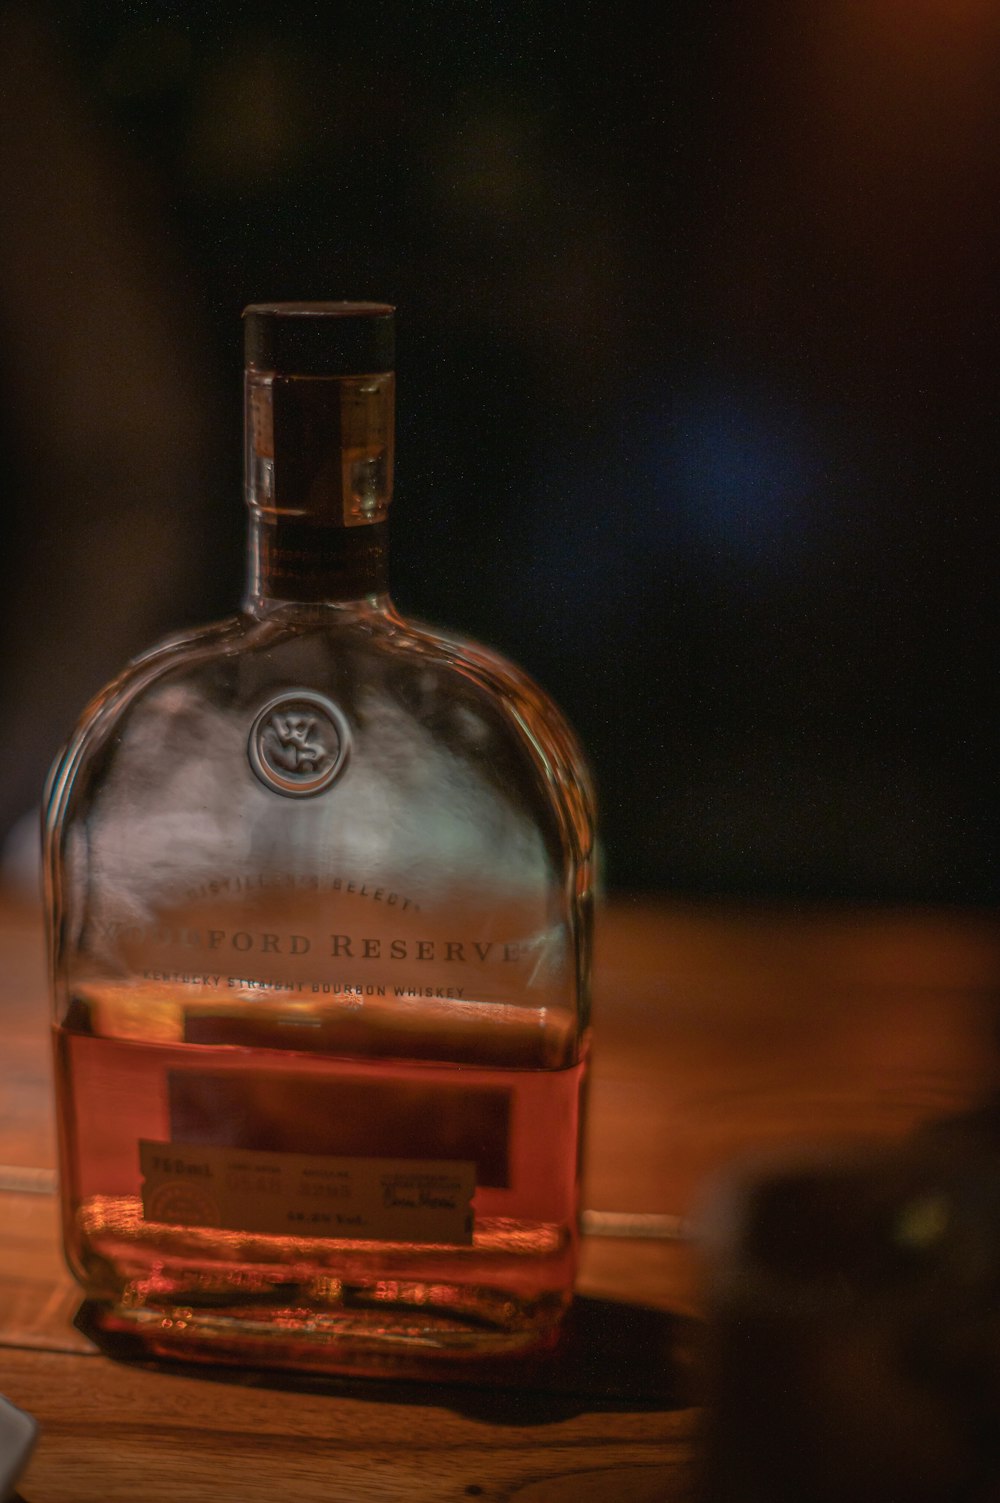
[0,1,995,903]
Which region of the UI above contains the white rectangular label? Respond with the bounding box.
[139,1140,475,1246]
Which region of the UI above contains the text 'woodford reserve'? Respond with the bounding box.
[89,921,525,963]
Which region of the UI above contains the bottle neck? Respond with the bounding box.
[245,514,390,609]
[242,368,394,609]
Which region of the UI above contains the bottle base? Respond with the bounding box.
[82,1280,569,1379]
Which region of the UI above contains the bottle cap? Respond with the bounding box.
[243,302,395,376]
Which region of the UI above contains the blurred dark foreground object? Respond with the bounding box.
[698,1121,1000,1503]
[0,1394,36,1503]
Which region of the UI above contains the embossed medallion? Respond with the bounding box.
[248,691,350,797]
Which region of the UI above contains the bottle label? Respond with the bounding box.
[139,1139,475,1245]
[248,691,351,797]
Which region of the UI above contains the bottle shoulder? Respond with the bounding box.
[44,614,247,811]
[45,604,595,877]
[376,608,597,860]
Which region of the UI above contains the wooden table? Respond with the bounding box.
[3,890,999,1502]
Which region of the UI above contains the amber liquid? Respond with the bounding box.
[54,1004,585,1375]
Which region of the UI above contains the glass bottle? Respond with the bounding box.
[44,302,596,1377]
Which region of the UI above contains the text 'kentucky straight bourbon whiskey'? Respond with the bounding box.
[44,303,596,1377]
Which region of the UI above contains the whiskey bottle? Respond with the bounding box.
[44,302,596,1377]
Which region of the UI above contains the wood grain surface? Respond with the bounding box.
[3,891,999,1501]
